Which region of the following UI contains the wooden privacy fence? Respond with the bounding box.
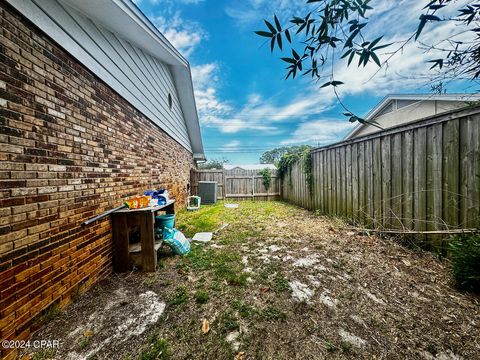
[282,107,480,232]
[191,168,280,201]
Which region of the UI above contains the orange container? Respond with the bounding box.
[124,195,152,209]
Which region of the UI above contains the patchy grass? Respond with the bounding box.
[175,204,226,237]
[271,274,290,292]
[258,306,286,321]
[231,300,256,319]
[32,349,57,360]
[194,290,209,304]
[25,201,480,360]
[218,309,240,333]
[139,333,170,360]
[143,275,158,288]
[169,286,188,306]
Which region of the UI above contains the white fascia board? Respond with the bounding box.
[171,65,204,157]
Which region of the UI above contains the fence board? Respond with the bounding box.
[391,133,403,229]
[346,144,352,218]
[352,143,359,221]
[365,140,374,225]
[402,130,414,229]
[372,138,382,227]
[463,116,480,227]
[443,119,460,227]
[413,127,427,233]
[381,135,391,228]
[358,142,365,222]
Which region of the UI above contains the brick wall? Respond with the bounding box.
[0,3,195,358]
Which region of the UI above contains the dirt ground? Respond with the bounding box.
[24,201,480,360]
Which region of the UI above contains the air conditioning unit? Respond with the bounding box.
[198,181,218,204]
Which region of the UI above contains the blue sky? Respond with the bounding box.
[134,0,475,164]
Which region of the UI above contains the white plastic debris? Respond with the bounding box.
[192,232,213,242]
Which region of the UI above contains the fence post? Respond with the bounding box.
[222,167,226,200]
[252,174,255,200]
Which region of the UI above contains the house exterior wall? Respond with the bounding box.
[6,0,193,152]
[353,100,468,138]
[0,3,194,358]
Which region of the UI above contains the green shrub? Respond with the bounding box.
[449,233,480,292]
[259,168,272,191]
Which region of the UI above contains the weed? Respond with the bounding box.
[340,341,353,354]
[32,349,56,360]
[449,233,480,292]
[210,281,222,292]
[170,287,188,306]
[34,302,59,327]
[143,275,157,288]
[314,209,323,216]
[194,290,209,304]
[231,300,256,318]
[215,264,248,286]
[259,306,286,321]
[77,336,90,350]
[272,274,289,292]
[71,286,82,302]
[219,310,239,333]
[324,341,338,352]
[139,333,170,360]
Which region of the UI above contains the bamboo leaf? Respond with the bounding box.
[264,20,277,34]
[274,14,282,31]
[285,29,292,43]
[254,31,273,38]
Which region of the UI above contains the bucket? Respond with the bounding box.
[154,214,175,240]
[155,213,175,231]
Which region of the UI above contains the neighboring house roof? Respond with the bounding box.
[224,164,277,171]
[344,93,480,140]
[7,0,205,160]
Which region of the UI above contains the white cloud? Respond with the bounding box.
[151,0,204,4]
[191,63,233,120]
[223,140,241,150]
[194,79,336,135]
[281,120,355,145]
[225,0,306,26]
[154,13,206,57]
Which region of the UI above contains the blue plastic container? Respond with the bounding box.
[154,214,175,239]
